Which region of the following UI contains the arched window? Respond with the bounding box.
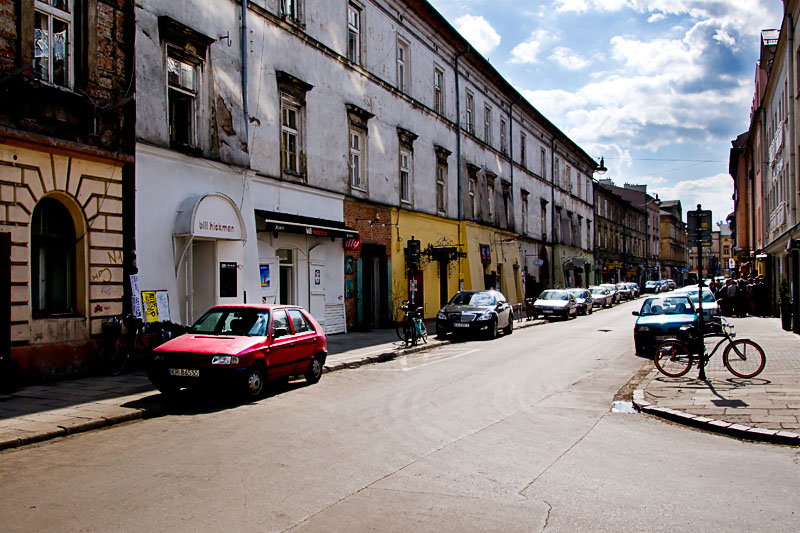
[31,198,76,316]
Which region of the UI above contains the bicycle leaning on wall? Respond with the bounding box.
[396,301,428,347]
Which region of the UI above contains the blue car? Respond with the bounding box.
[632,295,697,356]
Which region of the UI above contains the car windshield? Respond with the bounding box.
[567,289,584,298]
[191,308,271,336]
[640,297,694,316]
[450,292,496,306]
[590,287,607,294]
[540,290,568,301]
[683,289,716,303]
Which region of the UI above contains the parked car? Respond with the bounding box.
[665,279,677,290]
[600,283,619,303]
[642,280,660,294]
[436,290,513,339]
[589,286,613,308]
[146,305,327,399]
[567,288,594,315]
[658,280,671,292]
[673,286,719,319]
[627,282,640,298]
[616,282,632,300]
[532,289,579,320]
[632,295,697,356]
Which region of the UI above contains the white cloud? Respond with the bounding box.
[509,30,550,64]
[713,29,736,48]
[550,47,591,70]
[647,13,666,22]
[650,173,735,222]
[454,15,501,57]
[555,0,630,13]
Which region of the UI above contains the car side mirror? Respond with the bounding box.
[274,326,290,338]
[631,311,639,316]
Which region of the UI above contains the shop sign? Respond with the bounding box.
[194,195,242,240]
[344,237,361,251]
[480,244,491,264]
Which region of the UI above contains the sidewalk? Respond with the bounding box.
[633,316,800,446]
[0,318,545,451]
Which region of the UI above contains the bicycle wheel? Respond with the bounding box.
[418,321,428,344]
[653,340,693,378]
[100,342,130,376]
[723,339,766,378]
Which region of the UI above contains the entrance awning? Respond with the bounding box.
[256,209,358,239]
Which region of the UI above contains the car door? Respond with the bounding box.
[268,310,296,377]
[286,309,319,373]
[496,293,511,328]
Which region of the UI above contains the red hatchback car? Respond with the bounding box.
[146,304,327,399]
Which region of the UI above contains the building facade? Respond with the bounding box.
[660,200,688,285]
[1,0,134,381]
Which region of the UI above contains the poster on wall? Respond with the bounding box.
[315,269,321,285]
[130,274,142,319]
[345,256,354,275]
[220,262,237,298]
[141,290,169,323]
[345,278,354,299]
[260,264,270,288]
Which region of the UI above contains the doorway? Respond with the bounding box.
[192,240,216,321]
[278,248,295,304]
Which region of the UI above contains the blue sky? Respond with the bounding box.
[426,0,783,227]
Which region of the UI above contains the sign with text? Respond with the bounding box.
[687,208,712,247]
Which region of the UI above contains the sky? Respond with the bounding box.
[426,0,784,227]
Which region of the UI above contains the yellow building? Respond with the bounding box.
[390,209,522,320]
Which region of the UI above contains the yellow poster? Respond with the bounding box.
[141,291,159,323]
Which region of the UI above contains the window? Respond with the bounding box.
[554,157,560,187]
[566,166,572,191]
[433,68,444,114]
[465,91,474,134]
[469,175,477,219]
[400,150,412,203]
[31,198,76,316]
[167,48,199,147]
[280,0,302,22]
[500,118,507,154]
[33,0,73,88]
[349,128,364,189]
[503,186,510,226]
[554,207,562,243]
[436,164,446,213]
[521,196,529,235]
[488,182,495,220]
[347,3,361,64]
[288,309,311,333]
[541,200,548,239]
[484,105,492,145]
[520,132,526,167]
[281,99,300,173]
[397,38,409,93]
[540,147,546,179]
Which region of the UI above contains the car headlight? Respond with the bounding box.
[211,355,240,365]
[636,325,650,332]
[476,311,493,321]
[437,312,447,320]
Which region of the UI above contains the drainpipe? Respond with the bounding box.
[508,95,522,204]
[789,13,797,224]
[242,0,249,148]
[549,135,559,289]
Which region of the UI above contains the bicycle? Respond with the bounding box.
[99,316,182,375]
[653,316,766,379]
[395,301,428,347]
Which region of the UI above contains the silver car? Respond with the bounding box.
[568,288,594,315]
[589,286,613,308]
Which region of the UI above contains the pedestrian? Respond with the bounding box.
[723,279,737,316]
[736,277,748,317]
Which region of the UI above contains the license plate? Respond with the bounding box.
[654,335,675,342]
[168,368,200,377]
[453,323,470,328]
[543,309,553,314]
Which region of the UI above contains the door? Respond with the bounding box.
[191,240,216,322]
[439,260,449,309]
[278,249,295,304]
[268,310,296,377]
[287,309,319,373]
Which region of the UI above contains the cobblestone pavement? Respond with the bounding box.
[635,316,800,445]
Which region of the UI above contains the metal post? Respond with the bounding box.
[697,242,706,380]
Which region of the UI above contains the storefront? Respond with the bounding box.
[554,245,593,288]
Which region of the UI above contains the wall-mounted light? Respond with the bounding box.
[596,157,608,175]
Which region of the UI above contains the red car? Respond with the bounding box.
[147,305,327,399]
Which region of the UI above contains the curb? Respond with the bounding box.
[632,389,800,446]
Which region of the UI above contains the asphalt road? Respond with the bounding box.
[1,300,799,532]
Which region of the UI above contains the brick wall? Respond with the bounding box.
[343,200,392,329]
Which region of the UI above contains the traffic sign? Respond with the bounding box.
[687,206,712,247]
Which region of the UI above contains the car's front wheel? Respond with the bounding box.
[487,318,498,339]
[243,365,266,399]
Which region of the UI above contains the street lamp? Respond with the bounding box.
[596,157,607,174]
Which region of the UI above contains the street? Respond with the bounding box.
[1,300,799,532]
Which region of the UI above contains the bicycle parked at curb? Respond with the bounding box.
[99,316,183,376]
[653,316,766,379]
[396,301,428,347]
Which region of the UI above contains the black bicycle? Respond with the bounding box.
[395,301,428,347]
[653,316,766,379]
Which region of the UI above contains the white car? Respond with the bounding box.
[589,286,613,308]
[673,286,719,318]
[600,283,619,303]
